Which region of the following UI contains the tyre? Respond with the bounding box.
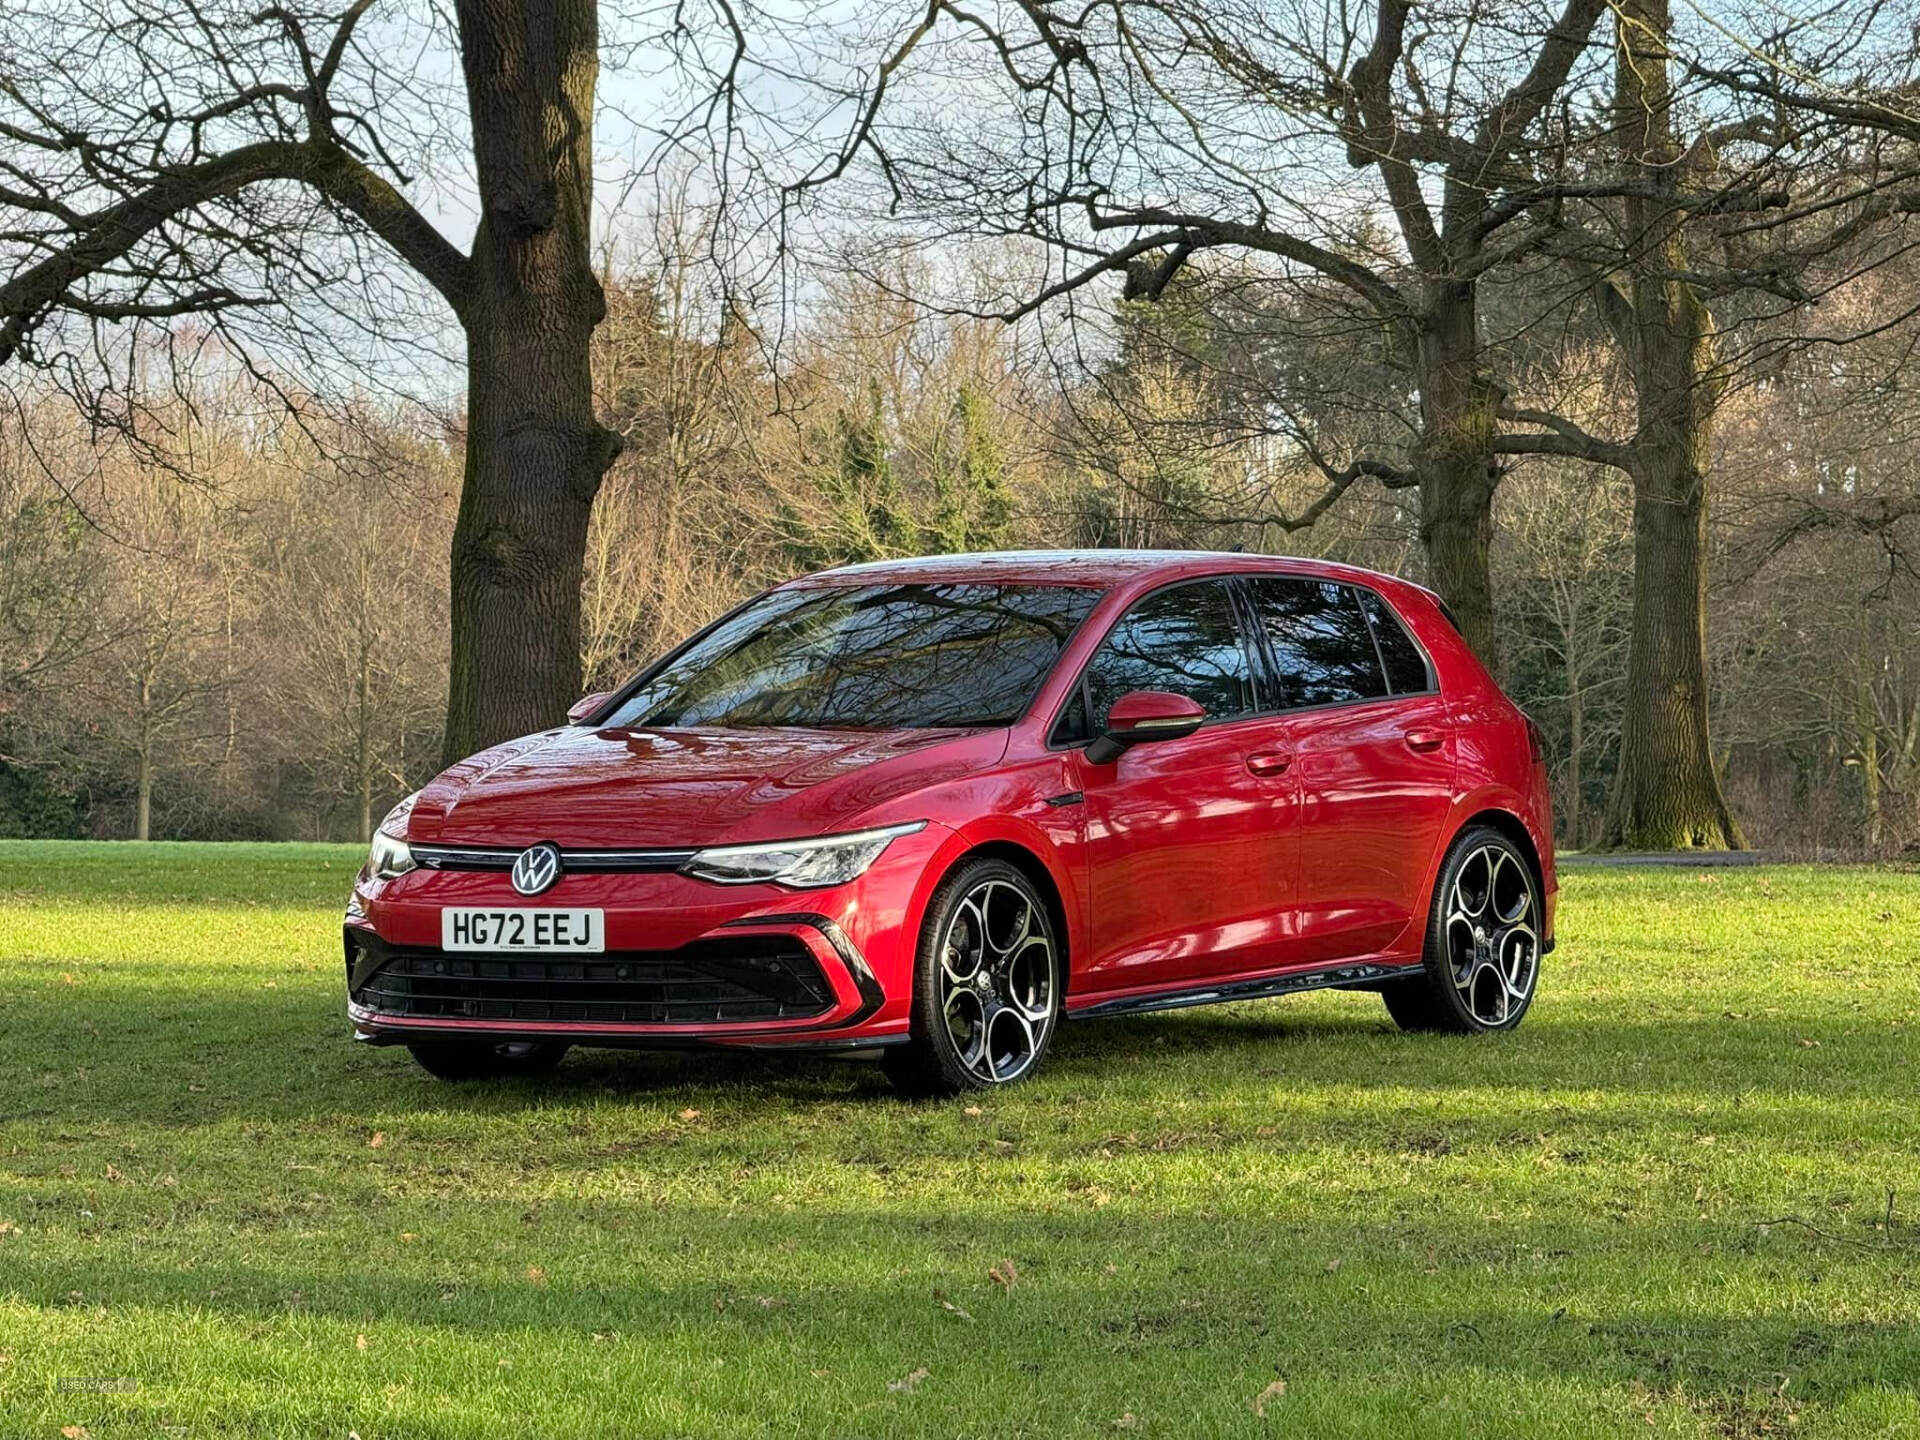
[882,858,1063,1097]
[406,1038,570,1080]
[1383,825,1541,1034]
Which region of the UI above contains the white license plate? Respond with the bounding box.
[440,908,605,953]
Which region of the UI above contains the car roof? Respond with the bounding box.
[783,549,1433,595]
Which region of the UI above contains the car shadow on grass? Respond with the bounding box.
[3,974,1916,1132]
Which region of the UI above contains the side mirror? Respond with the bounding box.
[567,691,613,725]
[1085,690,1206,764]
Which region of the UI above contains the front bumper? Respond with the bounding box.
[344,826,944,1051]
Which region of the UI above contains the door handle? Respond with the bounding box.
[1246,751,1292,776]
[1404,729,1445,753]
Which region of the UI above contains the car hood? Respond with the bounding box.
[407,724,1006,849]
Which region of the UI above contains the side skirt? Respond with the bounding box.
[1066,960,1422,1021]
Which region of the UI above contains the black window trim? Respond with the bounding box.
[1233,574,1442,720]
[1044,573,1266,750]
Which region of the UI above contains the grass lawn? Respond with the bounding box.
[2,843,1919,1438]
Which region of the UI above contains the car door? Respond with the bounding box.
[1242,577,1456,965]
[1062,578,1302,993]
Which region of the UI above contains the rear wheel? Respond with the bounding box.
[1383,825,1540,1034]
[882,859,1062,1097]
[406,1038,570,1080]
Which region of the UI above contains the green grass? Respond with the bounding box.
[3,842,1920,1438]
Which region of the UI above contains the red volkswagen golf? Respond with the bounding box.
[345,551,1554,1094]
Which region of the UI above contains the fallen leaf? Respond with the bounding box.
[187,1083,206,1093]
[1799,1038,1821,1049]
[755,1295,786,1309]
[1323,1258,1342,1274]
[104,1165,124,1182]
[887,1366,931,1393]
[679,1108,702,1120]
[1252,1379,1289,1416]
[933,1290,973,1321]
[355,1333,369,1353]
[989,1259,1019,1290]
[368,1131,387,1148]
[963,1105,983,1117]
[399,1233,418,1244]
[0,1221,16,1237]
[61,1428,89,1439]
[1114,1414,1139,1430]
[61,973,75,985]
[526,1266,548,1286]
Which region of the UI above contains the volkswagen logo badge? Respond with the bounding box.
[510,841,562,897]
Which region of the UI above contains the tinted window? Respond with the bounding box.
[1360,589,1432,694]
[604,583,1098,730]
[1081,581,1254,730]
[1246,578,1388,708]
[1052,685,1091,746]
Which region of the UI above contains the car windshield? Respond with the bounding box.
[602,583,1102,731]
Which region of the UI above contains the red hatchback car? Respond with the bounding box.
[346,551,1554,1094]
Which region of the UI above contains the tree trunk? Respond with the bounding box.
[442,0,620,764]
[1415,280,1502,672]
[1601,0,1743,850]
[1566,668,1584,848]
[1857,651,1882,854]
[135,683,153,842]
[357,630,374,846]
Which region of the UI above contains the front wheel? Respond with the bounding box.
[882,859,1063,1097]
[1383,826,1541,1034]
[406,1038,570,1080]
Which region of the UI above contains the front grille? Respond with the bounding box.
[409,843,696,874]
[350,935,834,1025]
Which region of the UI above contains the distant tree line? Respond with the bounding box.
[2,0,1919,850]
[4,199,1918,851]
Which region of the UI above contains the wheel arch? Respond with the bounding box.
[1463,806,1541,874]
[944,840,1074,995]
[1453,806,1550,947]
[906,824,1077,1001]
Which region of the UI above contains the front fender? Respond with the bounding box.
[901,800,1087,993]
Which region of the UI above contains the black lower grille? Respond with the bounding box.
[349,935,834,1024]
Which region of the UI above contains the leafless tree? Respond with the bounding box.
[757,0,1643,668]
[1,0,618,763]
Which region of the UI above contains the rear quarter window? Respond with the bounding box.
[1359,589,1435,694]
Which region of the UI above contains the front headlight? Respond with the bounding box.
[681,821,927,889]
[361,792,421,882]
[364,829,416,881]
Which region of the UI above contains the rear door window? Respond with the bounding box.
[1245,577,1389,710]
